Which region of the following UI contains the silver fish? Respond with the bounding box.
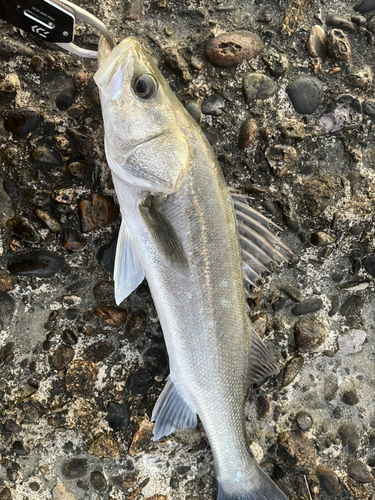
[94,36,289,500]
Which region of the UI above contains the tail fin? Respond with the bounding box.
[217,464,288,500]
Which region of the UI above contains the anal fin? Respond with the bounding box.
[152,377,197,441]
[114,221,145,305]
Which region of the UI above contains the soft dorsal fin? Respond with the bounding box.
[139,194,189,275]
[249,329,280,384]
[152,377,197,441]
[114,221,145,304]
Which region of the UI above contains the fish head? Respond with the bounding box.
[94,36,190,194]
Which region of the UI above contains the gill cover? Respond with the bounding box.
[94,36,189,194]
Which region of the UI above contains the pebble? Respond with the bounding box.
[124,311,147,341]
[67,105,86,120]
[347,66,373,88]
[292,298,323,315]
[277,431,316,473]
[348,460,374,483]
[324,374,339,400]
[295,411,313,431]
[31,146,60,166]
[61,329,78,345]
[88,432,121,459]
[238,118,257,149]
[93,306,127,327]
[73,70,88,89]
[67,161,86,178]
[0,342,14,369]
[4,419,22,434]
[84,341,114,363]
[353,0,375,13]
[278,120,306,141]
[129,419,154,455]
[2,148,20,167]
[62,231,84,252]
[363,99,375,120]
[30,55,44,72]
[310,231,335,246]
[302,176,335,216]
[0,269,15,292]
[258,6,274,22]
[201,95,225,116]
[339,422,360,452]
[326,29,351,61]
[34,209,61,233]
[339,295,364,323]
[97,233,117,273]
[90,471,108,491]
[282,355,304,387]
[306,25,326,58]
[0,488,11,500]
[65,360,98,396]
[363,256,375,276]
[250,312,268,337]
[327,13,355,32]
[242,73,277,102]
[79,194,119,233]
[67,128,94,157]
[106,401,131,431]
[280,284,303,302]
[163,48,191,82]
[342,389,359,405]
[93,281,115,305]
[56,87,77,110]
[185,101,201,123]
[256,394,270,419]
[205,31,263,68]
[0,37,34,57]
[273,296,286,311]
[62,458,88,479]
[52,484,75,500]
[286,76,324,115]
[4,107,40,136]
[0,73,21,93]
[190,55,203,70]
[12,441,29,455]
[51,345,74,371]
[8,251,64,278]
[262,48,289,77]
[294,318,326,352]
[6,216,40,244]
[316,466,340,496]
[338,329,367,355]
[265,145,298,178]
[52,188,75,205]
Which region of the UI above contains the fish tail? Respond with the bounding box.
[217,462,288,500]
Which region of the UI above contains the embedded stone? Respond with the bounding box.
[4,107,40,136]
[79,193,119,233]
[65,360,98,396]
[238,118,258,149]
[205,31,263,68]
[286,76,324,114]
[93,306,127,327]
[8,251,64,278]
[277,431,316,473]
[51,345,74,371]
[34,209,61,233]
[88,433,120,459]
[326,29,351,61]
[243,73,277,102]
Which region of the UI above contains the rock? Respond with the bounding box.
[286,76,324,115]
[280,284,303,302]
[79,194,119,233]
[282,355,304,387]
[31,146,61,166]
[127,368,153,395]
[363,100,375,120]
[262,48,289,77]
[0,37,34,57]
[256,395,270,419]
[238,118,258,149]
[52,188,75,204]
[0,342,14,369]
[205,31,263,68]
[265,145,298,177]
[273,296,286,311]
[306,26,326,58]
[62,231,84,252]
[363,256,375,276]
[277,431,316,473]
[294,318,326,352]
[316,466,340,496]
[83,341,114,363]
[73,70,88,89]
[339,422,360,452]
[278,120,306,141]
[242,73,277,102]
[4,419,22,434]
[310,231,335,246]
[353,0,375,13]
[34,209,61,233]
[296,411,313,431]
[250,312,268,338]
[51,345,74,370]
[326,14,355,32]
[129,419,154,455]
[106,401,131,431]
[6,216,40,244]
[324,374,339,401]
[93,281,115,305]
[93,306,127,327]
[342,389,359,406]
[338,329,367,355]
[61,329,78,345]
[185,101,201,123]
[0,269,15,292]
[90,471,108,491]
[347,66,373,88]
[292,298,323,316]
[30,55,44,72]
[163,48,191,81]
[0,487,12,500]
[367,13,375,31]
[67,161,86,178]
[0,73,21,93]
[8,251,64,278]
[302,176,335,216]
[65,360,98,396]
[124,311,147,341]
[56,87,77,110]
[62,458,89,479]
[339,295,364,323]
[348,461,374,483]
[88,433,121,459]
[67,128,94,157]
[67,105,86,120]
[4,107,40,136]
[326,29,351,61]
[52,484,75,500]
[201,95,225,116]
[2,148,20,167]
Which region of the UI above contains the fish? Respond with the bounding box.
[94,36,289,500]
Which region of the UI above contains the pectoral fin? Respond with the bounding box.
[139,195,189,274]
[114,221,145,304]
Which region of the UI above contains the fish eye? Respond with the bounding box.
[133,74,158,100]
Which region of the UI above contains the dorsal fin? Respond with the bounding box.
[249,330,280,383]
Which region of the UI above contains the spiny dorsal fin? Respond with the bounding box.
[249,330,280,384]
[139,194,189,275]
[114,221,145,304]
[152,377,197,441]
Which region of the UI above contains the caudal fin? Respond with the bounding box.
[217,464,288,500]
